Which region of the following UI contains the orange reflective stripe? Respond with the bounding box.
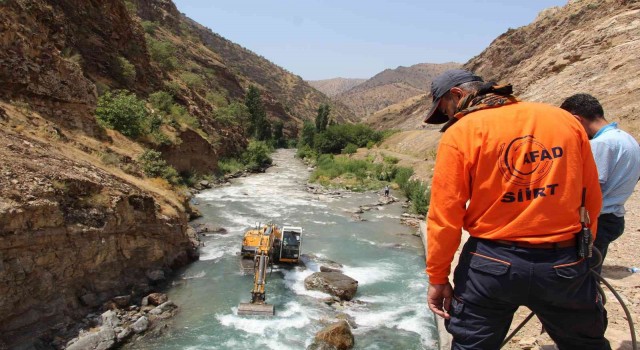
[552,258,585,269]
[470,252,511,266]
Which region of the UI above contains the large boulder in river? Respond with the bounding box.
[304,272,358,301]
[309,320,354,350]
[301,254,343,272]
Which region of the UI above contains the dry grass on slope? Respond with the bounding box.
[349,129,442,183]
[364,94,432,131]
[337,82,425,118]
[0,102,187,217]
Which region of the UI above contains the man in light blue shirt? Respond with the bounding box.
[561,94,640,273]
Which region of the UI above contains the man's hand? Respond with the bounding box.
[427,282,453,319]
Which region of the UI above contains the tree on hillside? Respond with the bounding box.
[213,101,250,129]
[272,120,286,148]
[244,85,271,140]
[300,120,316,147]
[96,90,148,138]
[315,103,330,132]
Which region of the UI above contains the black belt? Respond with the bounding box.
[493,237,575,249]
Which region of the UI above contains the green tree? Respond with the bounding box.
[272,120,286,148]
[147,37,177,71]
[342,143,358,156]
[312,123,383,154]
[244,85,271,140]
[315,103,330,132]
[138,150,180,184]
[299,120,316,147]
[257,116,272,141]
[116,56,136,85]
[96,90,148,138]
[148,91,173,114]
[241,140,273,171]
[214,101,250,128]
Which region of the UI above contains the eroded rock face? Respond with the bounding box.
[0,131,198,348]
[0,0,159,137]
[312,320,354,350]
[159,129,218,174]
[304,272,358,301]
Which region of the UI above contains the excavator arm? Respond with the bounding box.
[237,224,302,316]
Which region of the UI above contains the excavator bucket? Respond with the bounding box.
[237,303,275,316]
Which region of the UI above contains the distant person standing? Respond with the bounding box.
[384,185,390,197]
[560,93,640,272]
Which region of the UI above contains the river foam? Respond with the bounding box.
[140,150,436,349]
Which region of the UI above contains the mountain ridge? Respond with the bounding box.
[308,77,367,97]
[335,62,461,118]
[365,0,640,137]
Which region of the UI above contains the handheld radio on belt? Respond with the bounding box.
[578,187,593,258]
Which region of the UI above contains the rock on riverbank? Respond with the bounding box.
[64,293,177,350]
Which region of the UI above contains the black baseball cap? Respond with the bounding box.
[423,69,483,124]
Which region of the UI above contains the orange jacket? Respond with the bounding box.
[426,101,602,285]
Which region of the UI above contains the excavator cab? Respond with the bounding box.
[278,226,302,264]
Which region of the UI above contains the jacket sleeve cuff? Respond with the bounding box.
[428,275,448,285]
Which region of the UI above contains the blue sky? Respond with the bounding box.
[173,0,567,81]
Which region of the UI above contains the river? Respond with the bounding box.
[133,149,437,349]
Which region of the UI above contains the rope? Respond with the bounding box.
[500,247,637,350]
[591,248,637,350]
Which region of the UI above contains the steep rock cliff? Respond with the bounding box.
[0,106,198,347]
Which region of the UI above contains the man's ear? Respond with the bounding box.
[450,87,464,98]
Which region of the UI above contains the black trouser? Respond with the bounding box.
[446,237,610,350]
[592,213,625,274]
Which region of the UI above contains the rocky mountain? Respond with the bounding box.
[364,93,434,131]
[0,0,354,347]
[465,0,640,135]
[180,15,357,125]
[337,62,460,117]
[351,62,461,92]
[366,0,640,137]
[308,78,367,97]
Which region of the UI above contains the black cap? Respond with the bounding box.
[423,69,483,124]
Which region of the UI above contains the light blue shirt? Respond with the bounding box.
[590,122,640,216]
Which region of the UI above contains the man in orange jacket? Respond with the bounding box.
[423,70,609,349]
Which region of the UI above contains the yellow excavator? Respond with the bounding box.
[238,224,303,316]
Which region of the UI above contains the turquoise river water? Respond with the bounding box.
[131,149,437,349]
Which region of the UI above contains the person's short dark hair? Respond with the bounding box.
[560,93,604,121]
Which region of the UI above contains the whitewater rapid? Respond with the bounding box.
[131,149,437,350]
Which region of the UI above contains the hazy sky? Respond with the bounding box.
[173,0,567,81]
